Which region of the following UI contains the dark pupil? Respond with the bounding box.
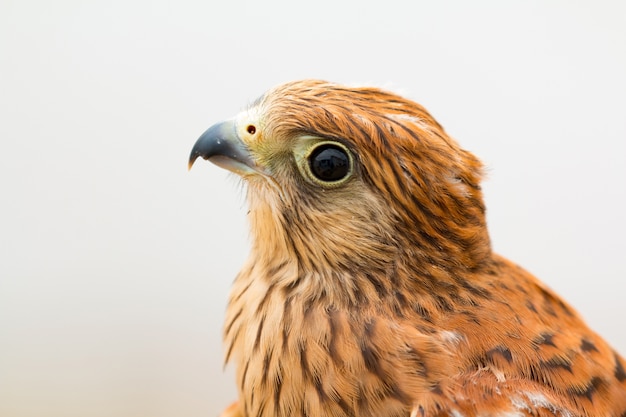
[309,145,349,181]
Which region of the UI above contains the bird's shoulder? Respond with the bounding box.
[393,254,626,416]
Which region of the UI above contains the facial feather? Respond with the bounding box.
[245,80,491,279]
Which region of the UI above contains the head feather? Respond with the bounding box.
[251,80,491,272]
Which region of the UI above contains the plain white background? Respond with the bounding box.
[1,1,624,416]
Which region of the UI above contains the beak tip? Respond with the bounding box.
[187,152,199,171]
[187,157,196,171]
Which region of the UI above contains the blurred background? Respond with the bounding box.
[1,1,625,416]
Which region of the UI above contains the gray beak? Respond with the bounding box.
[188,120,256,174]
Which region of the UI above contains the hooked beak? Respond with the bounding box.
[188,120,258,175]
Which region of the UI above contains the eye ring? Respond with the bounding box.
[300,141,354,187]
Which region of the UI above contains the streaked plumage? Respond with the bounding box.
[189,80,626,416]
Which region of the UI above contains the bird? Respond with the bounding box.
[189,80,626,417]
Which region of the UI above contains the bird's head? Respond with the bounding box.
[190,80,491,298]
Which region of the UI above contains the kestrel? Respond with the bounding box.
[189,80,626,417]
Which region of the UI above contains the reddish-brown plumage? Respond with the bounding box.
[190,80,626,416]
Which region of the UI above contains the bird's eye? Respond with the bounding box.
[309,145,349,181]
[302,141,353,186]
